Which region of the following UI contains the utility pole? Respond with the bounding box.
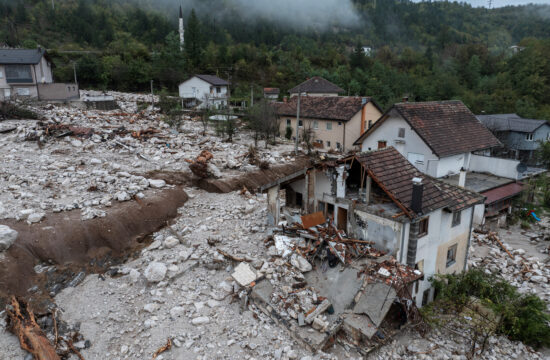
[295,87,301,155]
[150,80,154,107]
[72,61,78,84]
[251,85,254,108]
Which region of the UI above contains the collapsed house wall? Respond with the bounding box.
[352,208,405,258]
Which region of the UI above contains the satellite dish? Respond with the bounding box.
[516,162,527,173]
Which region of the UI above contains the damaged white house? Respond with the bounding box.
[262,147,484,307]
[353,100,546,225]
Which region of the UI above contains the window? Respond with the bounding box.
[326,122,332,130]
[398,128,405,138]
[216,86,221,93]
[336,142,341,149]
[338,122,342,126]
[286,119,291,127]
[298,120,303,127]
[377,140,387,149]
[5,65,33,83]
[418,217,429,237]
[407,152,425,165]
[526,133,534,141]
[16,88,30,96]
[313,121,319,129]
[446,244,457,267]
[452,211,461,227]
[368,120,373,129]
[326,141,331,147]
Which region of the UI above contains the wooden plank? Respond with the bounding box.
[300,211,326,229]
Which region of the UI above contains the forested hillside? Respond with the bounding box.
[1,0,550,118]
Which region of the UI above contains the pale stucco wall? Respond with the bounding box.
[0,58,53,100]
[280,102,381,152]
[179,77,228,109]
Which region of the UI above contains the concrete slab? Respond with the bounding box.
[304,264,363,315]
[232,262,257,286]
[441,172,513,193]
[353,282,396,327]
[343,313,377,340]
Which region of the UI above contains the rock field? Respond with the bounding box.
[0,92,549,360]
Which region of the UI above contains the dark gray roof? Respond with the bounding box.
[477,114,548,133]
[0,48,46,65]
[194,74,229,86]
[289,76,344,94]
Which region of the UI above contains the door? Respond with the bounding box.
[337,207,348,231]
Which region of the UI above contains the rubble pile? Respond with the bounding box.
[0,90,294,221]
[469,231,550,306]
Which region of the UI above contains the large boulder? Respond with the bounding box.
[0,225,18,251]
[144,262,167,283]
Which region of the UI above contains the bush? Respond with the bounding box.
[285,126,292,140]
[429,269,550,348]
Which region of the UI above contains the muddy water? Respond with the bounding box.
[0,187,188,312]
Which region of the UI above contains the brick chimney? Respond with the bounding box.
[410,177,423,214]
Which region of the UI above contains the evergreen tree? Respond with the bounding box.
[184,8,203,72]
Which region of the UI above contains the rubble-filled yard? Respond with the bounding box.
[0,92,549,360]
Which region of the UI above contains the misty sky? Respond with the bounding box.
[412,0,550,7]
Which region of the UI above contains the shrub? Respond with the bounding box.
[429,269,550,348]
[285,126,292,140]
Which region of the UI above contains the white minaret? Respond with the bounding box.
[179,5,184,51]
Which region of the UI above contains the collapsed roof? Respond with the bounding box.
[349,147,485,218]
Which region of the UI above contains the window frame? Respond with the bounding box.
[446,244,457,267]
[526,133,534,141]
[398,127,406,138]
[377,140,387,149]
[313,120,319,129]
[418,217,429,238]
[326,140,331,147]
[286,119,291,127]
[326,122,332,130]
[298,119,303,127]
[5,64,33,84]
[451,211,461,227]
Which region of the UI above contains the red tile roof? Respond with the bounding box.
[482,182,523,205]
[353,147,485,218]
[273,96,371,122]
[354,101,501,157]
[263,88,280,94]
[289,76,344,94]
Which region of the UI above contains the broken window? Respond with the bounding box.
[295,192,303,207]
[377,140,386,149]
[446,244,457,267]
[418,217,429,237]
[336,142,341,149]
[398,128,405,138]
[452,211,461,227]
[326,140,331,147]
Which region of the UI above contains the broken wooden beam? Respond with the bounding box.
[6,296,60,360]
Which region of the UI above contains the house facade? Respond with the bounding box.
[262,147,483,306]
[289,76,344,98]
[0,48,51,100]
[178,74,230,109]
[263,87,279,101]
[354,101,502,178]
[477,113,550,164]
[273,96,382,152]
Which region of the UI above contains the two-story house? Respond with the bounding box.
[353,101,546,225]
[262,147,484,306]
[477,113,550,164]
[263,88,279,101]
[178,74,230,109]
[289,76,344,98]
[273,96,382,152]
